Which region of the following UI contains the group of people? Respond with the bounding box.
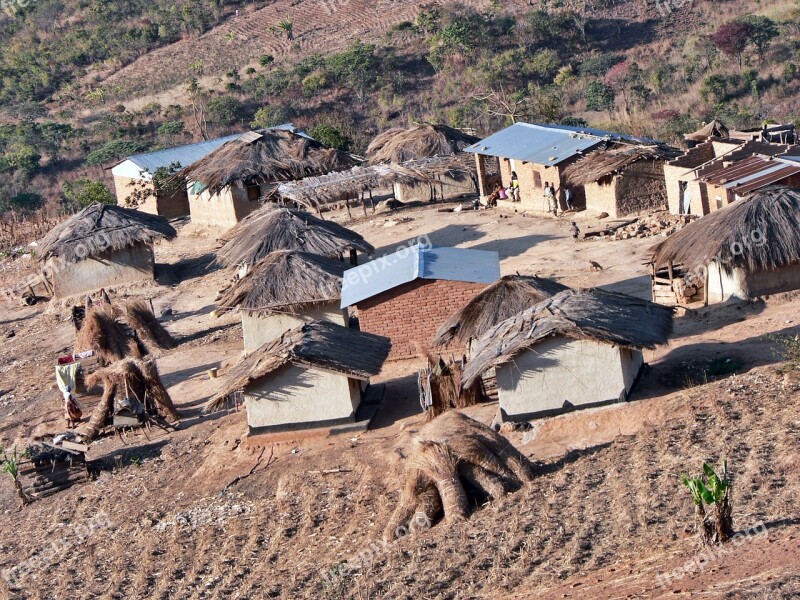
[542,180,573,216]
[484,172,574,215]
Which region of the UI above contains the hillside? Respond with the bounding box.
[0,204,799,598]
[1,0,800,222]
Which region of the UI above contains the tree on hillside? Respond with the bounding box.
[187,79,210,140]
[473,86,532,124]
[584,80,614,113]
[62,179,115,210]
[739,15,779,61]
[712,21,753,68]
[206,95,244,127]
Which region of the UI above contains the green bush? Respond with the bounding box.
[578,53,623,77]
[584,81,614,111]
[62,178,116,208]
[309,125,349,150]
[157,120,185,137]
[206,95,244,126]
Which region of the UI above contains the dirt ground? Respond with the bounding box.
[0,201,798,599]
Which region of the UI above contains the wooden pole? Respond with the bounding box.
[361,191,368,217]
[704,267,709,307]
[345,196,353,220]
[369,189,375,213]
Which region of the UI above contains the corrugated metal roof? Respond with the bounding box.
[124,123,304,173]
[340,244,500,307]
[703,155,800,193]
[463,122,659,166]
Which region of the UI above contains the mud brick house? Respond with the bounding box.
[463,122,661,212]
[561,146,680,218]
[208,321,391,441]
[111,132,244,218]
[341,245,501,360]
[36,204,176,299]
[664,139,792,216]
[179,126,352,229]
[462,289,673,422]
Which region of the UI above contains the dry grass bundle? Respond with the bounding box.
[216,205,374,268]
[81,358,179,441]
[420,355,483,421]
[177,128,354,198]
[384,411,534,540]
[366,123,479,164]
[125,299,176,350]
[649,186,800,272]
[75,309,141,365]
[462,288,674,388]
[37,203,176,263]
[433,275,570,348]
[215,250,346,316]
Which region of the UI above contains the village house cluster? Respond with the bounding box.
[10,117,800,499]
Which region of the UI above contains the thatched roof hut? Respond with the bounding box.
[366,124,480,164]
[433,275,570,348]
[649,186,800,272]
[562,145,680,186]
[215,205,374,268]
[37,203,176,263]
[208,320,391,412]
[462,288,674,387]
[178,128,354,198]
[215,250,347,316]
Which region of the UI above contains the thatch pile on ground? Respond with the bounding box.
[81,358,179,442]
[125,299,176,350]
[383,411,534,541]
[649,186,800,272]
[433,275,570,348]
[462,288,674,387]
[418,356,483,421]
[75,308,142,365]
[367,124,479,164]
[177,128,354,198]
[207,320,391,412]
[215,250,346,316]
[215,205,374,268]
[37,203,176,263]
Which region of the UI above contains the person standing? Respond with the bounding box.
[510,171,520,202]
[543,181,554,214]
[564,186,574,211]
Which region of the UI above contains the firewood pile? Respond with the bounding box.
[584,213,695,241]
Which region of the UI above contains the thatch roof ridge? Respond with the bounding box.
[649,186,800,272]
[178,128,354,197]
[208,321,391,411]
[215,250,347,315]
[462,288,674,387]
[216,205,374,268]
[367,123,480,164]
[38,203,177,262]
[433,275,570,347]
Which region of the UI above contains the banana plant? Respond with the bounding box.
[680,461,732,545]
[1,446,29,508]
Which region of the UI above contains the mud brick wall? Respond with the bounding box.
[356,279,487,360]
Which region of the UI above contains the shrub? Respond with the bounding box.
[310,124,349,150]
[250,105,295,129]
[259,54,275,67]
[584,81,614,111]
[578,53,623,77]
[681,461,733,545]
[62,178,115,208]
[157,120,185,137]
[10,191,44,212]
[206,95,244,126]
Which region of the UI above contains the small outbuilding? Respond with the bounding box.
[179,127,353,228]
[215,205,374,272]
[649,186,800,305]
[366,123,479,201]
[341,245,501,360]
[461,288,673,422]
[215,250,349,353]
[433,274,569,352]
[561,146,679,218]
[37,204,176,299]
[208,321,391,439]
